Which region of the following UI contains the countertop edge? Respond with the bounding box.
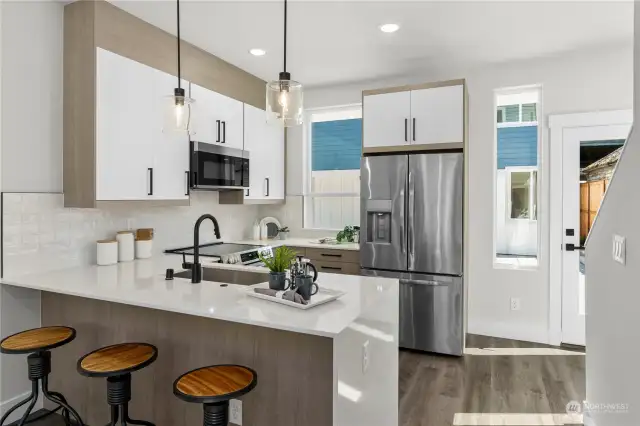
[0,276,340,339]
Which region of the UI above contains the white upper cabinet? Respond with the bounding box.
[363,91,411,148]
[190,84,244,150]
[410,85,464,145]
[95,48,189,201]
[96,48,154,201]
[243,104,285,201]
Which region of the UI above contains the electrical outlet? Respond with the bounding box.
[510,297,521,311]
[362,340,370,374]
[229,399,242,425]
[613,235,626,265]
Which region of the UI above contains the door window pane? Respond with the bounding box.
[510,172,531,219]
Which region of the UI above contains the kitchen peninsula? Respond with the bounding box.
[0,257,398,426]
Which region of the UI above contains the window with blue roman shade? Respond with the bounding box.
[497,125,538,169]
[311,119,362,171]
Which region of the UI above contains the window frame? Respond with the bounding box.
[493,85,543,270]
[505,166,538,222]
[302,104,362,231]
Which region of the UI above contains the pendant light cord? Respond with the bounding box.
[176,0,182,89]
[283,0,287,73]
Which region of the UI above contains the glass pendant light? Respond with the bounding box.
[266,0,303,127]
[163,0,194,133]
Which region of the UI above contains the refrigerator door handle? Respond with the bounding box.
[401,279,446,287]
[400,187,406,253]
[408,170,415,266]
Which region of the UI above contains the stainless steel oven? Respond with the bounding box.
[190,141,249,190]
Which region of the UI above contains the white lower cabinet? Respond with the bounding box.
[95,48,189,202]
[243,104,285,201]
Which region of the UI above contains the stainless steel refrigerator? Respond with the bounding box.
[360,152,464,356]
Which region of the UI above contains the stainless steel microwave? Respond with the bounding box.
[190,141,249,190]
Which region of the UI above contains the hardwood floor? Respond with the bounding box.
[9,335,585,426]
[399,335,586,426]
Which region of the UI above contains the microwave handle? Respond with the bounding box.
[216,120,221,143]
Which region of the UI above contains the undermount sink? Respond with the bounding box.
[174,267,269,286]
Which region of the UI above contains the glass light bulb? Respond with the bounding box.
[163,92,194,133]
[175,103,185,128]
[278,90,289,111]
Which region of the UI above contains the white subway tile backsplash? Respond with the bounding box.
[2,192,260,277]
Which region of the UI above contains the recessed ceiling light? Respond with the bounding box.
[379,24,400,33]
[249,48,266,57]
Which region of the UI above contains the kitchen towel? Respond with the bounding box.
[254,288,308,305]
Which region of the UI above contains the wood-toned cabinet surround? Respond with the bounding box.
[64,0,267,208]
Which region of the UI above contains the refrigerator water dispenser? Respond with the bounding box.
[365,200,393,244]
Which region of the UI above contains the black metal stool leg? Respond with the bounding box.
[16,382,39,426]
[42,377,85,426]
[122,404,155,426]
[0,385,35,426]
[46,392,70,426]
[203,402,229,426]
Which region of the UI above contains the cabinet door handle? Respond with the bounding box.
[216,120,221,143]
[222,121,226,143]
[321,266,342,271]
[404,118,408,142]
[265,177,270,197]
[245,188,250,197]
[185,171,190,196]
[147,168,153,196]
[321,253,342,258]
[412,118,416,141]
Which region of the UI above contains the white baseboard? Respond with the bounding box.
[0,391,42,424]
[468,320,550,345]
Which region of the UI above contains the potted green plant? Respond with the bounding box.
[336,225,361,243]
[259,245,297,290]
[278,226,290,240]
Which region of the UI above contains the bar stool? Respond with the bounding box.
[77,343,157,426]
[0,326,84,426]
[173,365,257,426]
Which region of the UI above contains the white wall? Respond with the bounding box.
[1,1,63,193]
[270,43,634,343]
[585,2,640,425]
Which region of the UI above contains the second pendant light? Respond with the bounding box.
[266,0,303,127]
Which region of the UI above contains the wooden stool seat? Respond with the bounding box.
[77,343,157,377]
[0,326,75,354]
[173,365,257,404]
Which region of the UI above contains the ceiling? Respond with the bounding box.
[111,1,634,88]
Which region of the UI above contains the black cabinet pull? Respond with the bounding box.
[321,253,342,258]
[565,243,586,252]
[321,266,342,271]
[404,118,408,142]
[216,120,221,143]
[185,171,190,196]
[245,188,250,197]
[148,168,153,195]
[222,121,226,143]
[412,118,416,141]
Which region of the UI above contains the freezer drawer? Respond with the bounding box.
[400,275,463,355]
[361,268,464,356]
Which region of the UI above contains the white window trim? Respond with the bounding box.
[302,104,362,230]
[505,166,538,222]
[497,121,538,129]
[493,84,543,271]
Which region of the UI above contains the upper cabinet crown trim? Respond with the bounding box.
[362,78,466,97]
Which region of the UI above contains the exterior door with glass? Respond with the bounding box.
[561,124,630,346]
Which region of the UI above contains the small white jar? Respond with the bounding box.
[97,240,118,266]
[116,231,135,262]
[135,239,153,259]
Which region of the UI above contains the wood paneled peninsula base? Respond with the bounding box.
[2,257,399,426]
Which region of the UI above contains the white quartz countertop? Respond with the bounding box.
[0,256,394,338]
[232,238,360,251]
